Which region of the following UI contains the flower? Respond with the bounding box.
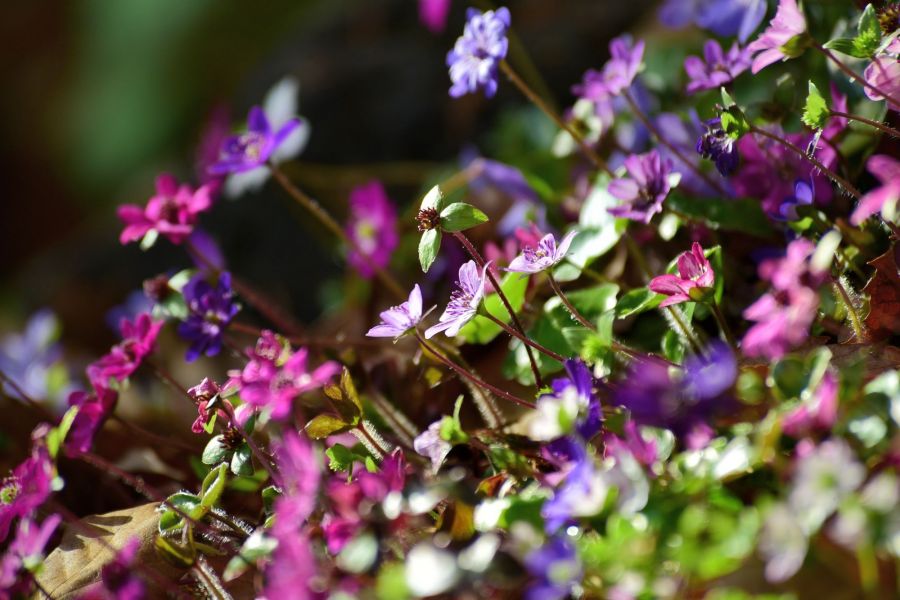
[850,154,900,225]
[606,421,658,470]
[65,385,118,455]
[696,118,739,176]
[419,0,451,33]
[0,309,72,407]
[345,181,399,279]
[742,287,819,359]
[188,377,221,434]
[527,359,600,442]
[524,536,582,600]
[782,370,838,437]
[272,430,321,527]
[542,453,610,532]
[177,272,240,362]
[789,439,865,534]
[684,40,751,94]
[367,285,425,340]
[424,260,490,338]
[117,174,214,246]
[0,448,53,541]
[414,421,454,474]
[446,7,511,98]
[575,36,645,101]
[659,0,768,43]
[0,515,60,598]
[758,502,808,583]
[864,40,900,112]
[264,529,316,600]
[506,232,577,275]
[607,150,674,223]
[209,105,302,176]
[775,178,815,221]
[747,0,808,74]
[86,314,164,388]
[648,242,715,307]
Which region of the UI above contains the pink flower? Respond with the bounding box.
[345,181,399,279]
[86,314,164,388]
[264,529,316,600]
[648,243,715,307]
[419,0,451,33]
[782,371,838,437]
[0,515,61,597]
[864,40,900,112]
[117,174,214,246]
[272,430,321,526]
[605,421,657,471]
[742,286,819,359]
[850,154,900,225]
[65,384,118,456]
[747,0,807,74]
[0,447,53,542]
[758,238,826,292]
[187,377,221,434]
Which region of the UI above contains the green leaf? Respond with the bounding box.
[823,37,865,58]
[230,445,254,477]
[326,443,356,473]
[261,485,280,514]
[458,271,529,344]
[200,463,228,509]
[159,492,204,531]
[224,530,277,581]
[438,202,489,233]
[158,509,182,533]
[719,105,750,140]
[324,367,363,425]
[616,287,664,318]
[47,406,79,459]
[720,87,736,108]
[554,180,626,282]
[857,4,882,54]
[305,414,352,439]
[201,435,230,465]
[154,535,196,569]
[802,81,829,130]
[418,228,442,273]
[667,194,773,237]
[419,184,445,212]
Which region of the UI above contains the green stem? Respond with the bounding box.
[833,276,867,342]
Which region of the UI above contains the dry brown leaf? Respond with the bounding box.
[863,245,900,341]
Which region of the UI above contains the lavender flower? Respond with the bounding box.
[649,242,715,307]
[524,536,582,600]
[742,287,819,359]
[345,181,399,279]
[413,420,453,474]
[0,309,70,407]
[789,439,865,534]
[177,272,240,362]
[424,260,490,339]
[117,174,214,246]
[446,7,511,98]
[0,515,60,597]
[864,40,900,112]
[747,0,808,74]
[684,40,751,94]
[0,448,53,541]
[542,454,609,532]
[660,0,767,43]
[850,154,900,225]
[696,118,739,176]
[575,36,645,101]
[607,150,675,223]
[209,106,302,175]
[775,178,815,222]
[367,284,424,339]
[506,231,577,274]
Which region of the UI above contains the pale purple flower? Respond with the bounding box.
[782,371,838,437]
[506,231,577,274]
[419,0,451,33]
[747,0,807,74]
[660,0,768,43]
[177,272,240,362]
[775,178,815,222]
[0,448,53,542]
[0,309,70,407]
[684,40,751,94]
[209,106,301,175]
[424,260,490,338]
[524,536,582,600]
[345,181,399,279]
[542,454,609,532]
[0,515,60,598]
[264,529,316,600]
[649,242,715,307]
[86,314,164,389]
[789,439,864,534]
[850,154,900,225]
[864,39,900,112]
[742,287,819,359]
[608,150,674,223]
[117,174,214,246]
[446,7,510,98]
[367,284,424,339]
[414,420,453,474]
[575,36,645,101]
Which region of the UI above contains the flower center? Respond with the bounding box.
[416,208,441,232]
[239,132,266,162]
[1,477,20,505]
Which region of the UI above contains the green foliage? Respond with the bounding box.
[418,228,442,273]
[438,202,489,232]
[667,194,773,237]
[802,81,829,130]
[458,272,528,344]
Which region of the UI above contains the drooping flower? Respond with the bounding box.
[86,314,164,388]
[209,106,302,176]
[0,309,72,407]
[607,150,675,223]
[684,40,752,94]
[446,7,511,98]
[0,515,61,598]
[747,0,808,74]
[176,272,240,362]
[850,154,900,225]
[345,181,399,279]
[419,0,451,33]
[775,178,815,222]
[527,359,600,442]
[864,39,900,112]
[659,0,768,43]
[65,384,118,456]
[367,284,425,339]
[424,260,490,338]
[524,536,582,600]
[413,420,454,474]
[187,377,221,434]
[782,370,839,437]
[117,174,214,246]
[506,231,577,275]
[575,36,645,101]
[0,448,53,541]
[696,117,739,176]
[649,242,715,307]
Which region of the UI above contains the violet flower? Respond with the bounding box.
[864,40,900,112]
[747,0,808,74]
[414,420,453,474]
[345,181,399,279]
[0,515,60,597]
[696,117,739,176]
[742,287,819,359]
[208,106,302,175]
[524,536,582,600]
[684,40,751,94]
[0,309,71,407]
[575,36,645,101]
[659,0,767,43]
[424,260,490,339]
[775,178,815,222]
[65,385,118,456]
[177,272,240,362]
[506,231,577,274]
[446,7,511,98]
[850,154,900,225]
[86,314,164,389]
[0,448,53,541]
[528,359,600,442]
[607,150,675,223]
[419,0,451,33]
[648,242,715,307]
[541,453,609,532]
[117,174,214,246]
[367,284,424,339]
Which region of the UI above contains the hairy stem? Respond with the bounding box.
[830,110,900,139]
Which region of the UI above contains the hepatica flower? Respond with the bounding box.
[684,40,751,94]
[660,0,767,43]
[414,420,453,474]
[576,36,645,101]
[345,181,399,279]
[367,284,424,339]
[446,7,511,98]
[0,309,70,407]
[528,359,600,442]
[65,385,118,456]
[649,242,715,307]
[864,39,900,112]
[209,105,302,175]
[87,313,164,388]
[696,117,739,176]
[425,260,490,338]
[747,0,808,74]
[118,174,214,248]
[272,430,321,525]
[850,154,900,225]
[524,536,582,600]
[608,150,675,223]
[506,231,577,274]
[782,370,838,437]
[0,515,60,597]
[177,271,240,362]
[0,448,53,541]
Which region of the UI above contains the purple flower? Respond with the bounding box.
[607,150,674,223]
[528,359,600,442]
[117,174,214,246]
[775,178,815,222]
[506,231,577,274]
[864,41,900,112]
[524,536,582,600]
[86,314,164,389]
[414,421,453,474]
[272,430,321,527]
[758,238,827,293]
[606,421,658,470]
[0,448,53,542]
[542,453,608,532]
[696,118,739,176]
[177,272,240,362]
[208,106,302,175]
[660,0,768,43]
[0,515,60,597]
[367,285,424,339]
[425,260,490,339]
[575,36,645,101]
[782,370,838,437]
[65,385,118,456]
[850,154,900,225]
[419,0,450,33]
[446,7,510,98]
[742,287,819,359]
[684,40,751,94]
[264,529,316,600]
[0,309,71,407]
[747,0,807,74]
[649,242,715,307]
[345,181,399,279]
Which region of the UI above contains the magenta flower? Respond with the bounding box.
[345,181,399,279]
[264,529,316,600]
[684,40,751,94]
[0,448,53,542]
[419,0,451,33]
[188,377,221,434]
[117,174,214,246]
[608,150,675,223]
[747,0,807,74]
[367,284,424,339]
[782,371,838,437]
[574,36,645,101]
[209,106,302,175]
[864,40,900,112]
[272,430,321,527]
[65,385,118,456]
[424,260,490,339]
[850,154,900,225]
[506,231,577,274]
[0,515,60,597]
[758,238,826,292]
[742,287,819,359]
[649,243,715,307]
[605,421,658,471]
[86,314,163,388]
[446,7,511,98]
